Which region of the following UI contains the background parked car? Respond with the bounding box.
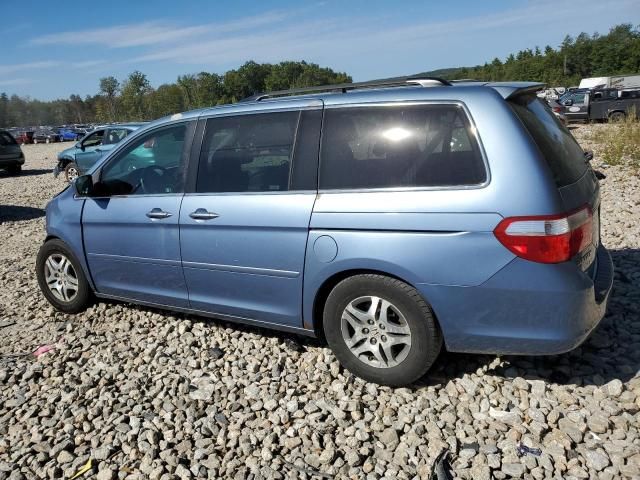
[33,129,61,144]
[0,129,25,175]
[55,123,147,181]
[9,130,34,144]
[57,128,81,141]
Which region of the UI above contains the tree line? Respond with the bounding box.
[445,24,640,85]
[1,23,639,128]
[0,61,351,127]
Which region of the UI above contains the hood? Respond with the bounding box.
[58,144,79,160]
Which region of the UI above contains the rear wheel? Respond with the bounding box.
[33,138,38,144]
[46,137,51,144]
[323,274,442,386]
[609,111,626,123]
[36,239,92,313]
[64,162,79,182]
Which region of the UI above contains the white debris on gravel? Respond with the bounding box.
[0,131,639,479]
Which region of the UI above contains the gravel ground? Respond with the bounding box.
[0,130,639,480]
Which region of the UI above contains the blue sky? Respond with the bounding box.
[1,0,639,100]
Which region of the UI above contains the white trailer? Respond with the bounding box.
[579,74,640,89]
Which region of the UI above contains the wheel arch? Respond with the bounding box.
[311,268,441,340]
[608,109,626,119]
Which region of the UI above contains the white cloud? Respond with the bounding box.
[0,78,31,87]
[123,0,640,69]
[29,11,291,49]
[0,61,59,76]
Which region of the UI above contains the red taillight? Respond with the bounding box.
[494,206,593,263]
[552,107,562,113]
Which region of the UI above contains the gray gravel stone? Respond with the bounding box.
[0,131,638,480]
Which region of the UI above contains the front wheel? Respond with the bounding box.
[323,274,442,386]
[64,162,79,182]
[36,239,92,313]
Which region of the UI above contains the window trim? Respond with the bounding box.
[191,108,310,195]
[317,100,491,194]
[87,120,196,199]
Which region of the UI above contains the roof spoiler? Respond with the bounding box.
[488,82,546,100]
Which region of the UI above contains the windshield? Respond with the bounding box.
[509,95,587,187]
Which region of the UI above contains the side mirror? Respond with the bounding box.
[74,174,93,196]
[563,99,573,106]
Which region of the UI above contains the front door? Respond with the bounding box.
[563,92,589,121]
[82,122,193,307]
[180,108,320,327]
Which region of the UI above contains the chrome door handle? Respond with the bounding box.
[146,208,172,219]
[189,208,219,220]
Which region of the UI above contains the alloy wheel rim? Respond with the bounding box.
[67,167,78,181]
[44,253,79,302]
[340,295,411,368]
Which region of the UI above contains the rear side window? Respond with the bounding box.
[509,95,587,187]
[0,132,17,146]
[319,104,486,190]
[197,111,299,193]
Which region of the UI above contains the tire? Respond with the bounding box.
[64,162,79,182]
[609,111,625,123]
[7,164,21,175]
[33,138,38,144]
[46,137,50,144]
[323,274,442,386]
[36,239,92,314]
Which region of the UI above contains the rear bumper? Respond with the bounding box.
[419,244,614,355]
[0,156,24,167]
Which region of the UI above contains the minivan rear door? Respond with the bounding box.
[179,102,322,329]
[509,95,600,271]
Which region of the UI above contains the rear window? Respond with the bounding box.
[509,95,587,187]
[0,132,17,146]
[319,104,486,190]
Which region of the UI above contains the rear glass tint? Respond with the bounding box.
[509,95,587,187]
[319,104,486,190]
[0,132,17,146]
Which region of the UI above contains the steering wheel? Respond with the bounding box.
[139,166,168,194]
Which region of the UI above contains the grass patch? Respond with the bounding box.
[590,109,640,168]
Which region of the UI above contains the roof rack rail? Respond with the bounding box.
[240,76,452,102]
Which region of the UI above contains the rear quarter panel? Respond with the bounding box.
[303,88,566,330]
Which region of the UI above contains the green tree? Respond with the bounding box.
[99,76,120,122]
[120,71,152,120]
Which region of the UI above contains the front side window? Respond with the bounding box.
[82,130,104,148]
[98,124,188,196]
[103,128,130,145]
[196,111,299,193]
[319,104,486,190]
[570,93,586,104]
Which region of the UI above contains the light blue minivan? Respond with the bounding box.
[36,78,613,385]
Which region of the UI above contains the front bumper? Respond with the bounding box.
[419,244,614,355]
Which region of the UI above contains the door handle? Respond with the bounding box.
[189,208,219,220]
[146,208,172,219]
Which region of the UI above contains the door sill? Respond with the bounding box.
[94,293,316,337]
